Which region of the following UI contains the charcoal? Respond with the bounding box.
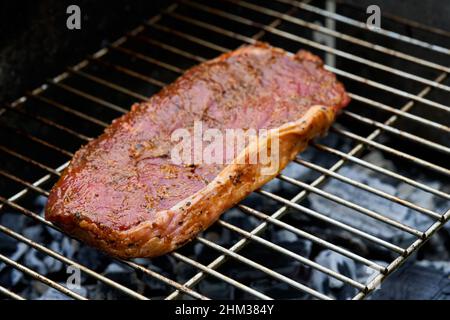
[310,250,358,300]
[0,213,26,252]
[198,279,234,299]
[308,161,434,243]
[0,243,28,274]
[248,279,307,299]
[23,225,45,243]
[24,249,49,275]
[371,261,450,300]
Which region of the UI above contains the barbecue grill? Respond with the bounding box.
[0,0,449,300]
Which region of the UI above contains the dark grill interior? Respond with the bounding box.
[0,0,449,300]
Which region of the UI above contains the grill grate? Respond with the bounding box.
[0,0,449,300]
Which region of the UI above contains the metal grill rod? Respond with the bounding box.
[3,104,90,142]
[0,285,25,300]
[337,0,450,39]
[313,143,450,200]
[200,0,450,92]
[332,127,450,177]
[261,182,423,237]
[171,2,450,113]
[277,0,450,55]
[0,224,150,300]
[237,203,402,256]
[131,33,450,134]
[69,68,151,102]
[354,207,450,299]
[170,252,273,300]
[346,94,449,133]
[29,93,108,128]
[0,145,60,176]
[0,169,50,197]
[341,111,450,154]
[0,252,86,300]
[294,158,444,219]
[49,81,128,114]
[218,219,367,290]
[1,124,74,157]
[196,236,332,300]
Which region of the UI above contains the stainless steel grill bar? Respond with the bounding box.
[340,0,450,39]
[170,252,273,300]
[217,219,367,290]
[341,111,450,155]
[313,144,450,201]
[332,127,450,177]
[68,68,151,102]
[174,2,450,113]
[0,224,150,300]
[0,252,86,300]
[294,158,443,220]
[111,46,185,74]
[237,203,403,256]
[326,66,450,113]
[276,0,450,55]
[48,80,128,114]
[196,236,332,300]
[135,35,205,63]
[91,57,166,88]
[1,124,74,157]
[130,33,450,133]
[29,93,109,128]
[198,0,450,92]
[0,169,50,197]
[347,94,450,134]
[117,259,209,300]
[262,180,424,237]
[0,285,25,300]
[354,208,450,300]
[0,145,60,176]
[2,104,90,142]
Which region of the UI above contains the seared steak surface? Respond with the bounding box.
[46,43,350,257]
